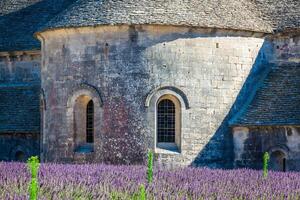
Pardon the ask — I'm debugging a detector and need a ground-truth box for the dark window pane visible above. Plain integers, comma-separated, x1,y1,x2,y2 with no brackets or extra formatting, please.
157,99,175,143
86,100,94,143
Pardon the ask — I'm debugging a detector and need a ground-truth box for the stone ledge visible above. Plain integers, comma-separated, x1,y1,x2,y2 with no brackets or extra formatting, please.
155,143,181,155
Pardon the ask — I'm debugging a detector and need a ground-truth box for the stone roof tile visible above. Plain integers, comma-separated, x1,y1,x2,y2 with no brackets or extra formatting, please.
231,63,300,126
0,85,40,132
41,0,272,33
254,0,300,32
0,0,299,51
0,0,76,52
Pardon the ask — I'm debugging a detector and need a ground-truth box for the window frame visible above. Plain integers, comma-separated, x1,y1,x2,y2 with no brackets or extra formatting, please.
155,94,181,153
86,100,94,143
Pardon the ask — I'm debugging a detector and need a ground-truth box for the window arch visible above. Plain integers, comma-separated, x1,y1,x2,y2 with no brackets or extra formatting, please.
270,150,287,172
156,95,181,151
86,100,94,143
66,84,103,154
72,95,94,152
145,86,189,153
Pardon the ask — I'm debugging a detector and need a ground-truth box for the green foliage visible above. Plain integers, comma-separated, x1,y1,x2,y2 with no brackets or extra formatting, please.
263,152,270,178
27,156,40,178
139,184,146,200
110,191,118,200
147,149,153,184
29,178,38,200
27,156,40,200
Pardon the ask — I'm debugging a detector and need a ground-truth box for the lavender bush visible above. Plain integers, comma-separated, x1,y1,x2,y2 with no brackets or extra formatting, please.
1,162,300,200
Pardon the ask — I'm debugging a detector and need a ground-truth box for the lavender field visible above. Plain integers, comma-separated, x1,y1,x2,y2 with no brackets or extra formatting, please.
1,162,300,200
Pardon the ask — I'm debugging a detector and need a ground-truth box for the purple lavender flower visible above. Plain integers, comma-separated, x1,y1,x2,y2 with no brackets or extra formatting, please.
0,162,300,199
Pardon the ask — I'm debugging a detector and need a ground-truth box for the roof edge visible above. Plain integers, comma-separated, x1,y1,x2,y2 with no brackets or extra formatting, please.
35,23,273,38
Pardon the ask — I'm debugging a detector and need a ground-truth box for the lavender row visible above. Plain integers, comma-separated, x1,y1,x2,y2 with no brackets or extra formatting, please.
1,162,300,199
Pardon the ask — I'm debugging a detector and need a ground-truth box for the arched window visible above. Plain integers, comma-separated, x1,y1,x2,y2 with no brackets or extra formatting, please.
146,87,189,153
157,99,175,143
270,150,287,172
86,100,94,143
156,95,181,151
67,84,103,154
72,95,95,152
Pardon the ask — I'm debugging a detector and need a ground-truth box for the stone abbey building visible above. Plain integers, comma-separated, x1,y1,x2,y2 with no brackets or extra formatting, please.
0,0,299,171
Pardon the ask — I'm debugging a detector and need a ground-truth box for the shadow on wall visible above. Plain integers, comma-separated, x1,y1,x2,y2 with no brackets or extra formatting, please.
190,40,274,169
124,28,275,168
0,133,40,162
38,26,276,165
1,2,278,166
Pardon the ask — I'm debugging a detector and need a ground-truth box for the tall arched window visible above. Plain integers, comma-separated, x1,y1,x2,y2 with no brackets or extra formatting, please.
86,100,94,143
67,85,103,154
156,95,181,151
157,99,175,143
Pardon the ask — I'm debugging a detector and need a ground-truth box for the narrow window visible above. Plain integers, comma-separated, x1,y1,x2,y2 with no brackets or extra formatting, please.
157,99,175,143
86,100,94,143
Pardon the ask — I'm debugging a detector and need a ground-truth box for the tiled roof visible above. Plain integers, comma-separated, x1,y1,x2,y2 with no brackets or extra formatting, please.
0,85,40,132
0,0,299,51
254,0,300,32
231,63,300,126
41,0,272,33
0,0,76,52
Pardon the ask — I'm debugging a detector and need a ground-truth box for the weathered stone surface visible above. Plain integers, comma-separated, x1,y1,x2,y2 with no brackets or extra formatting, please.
37,25,268,167
231,32,300,171
0,51,40,84
0,132,39,161
0,51,41,161
0,0,299,169
233,126,300,171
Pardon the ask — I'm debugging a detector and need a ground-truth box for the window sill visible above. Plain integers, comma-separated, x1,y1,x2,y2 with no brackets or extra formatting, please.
155,143,180,154
74,144,94,154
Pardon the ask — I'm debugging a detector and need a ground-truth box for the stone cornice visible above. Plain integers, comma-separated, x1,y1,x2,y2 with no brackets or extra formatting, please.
0,50,41,62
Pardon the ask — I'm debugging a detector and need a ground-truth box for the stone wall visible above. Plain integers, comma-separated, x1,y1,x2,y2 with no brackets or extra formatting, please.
232,31,300,171
0,51,41,161
37,25,267,167
0,51,40,85
0,132,40,161
233,126,300,171
267,30,300,63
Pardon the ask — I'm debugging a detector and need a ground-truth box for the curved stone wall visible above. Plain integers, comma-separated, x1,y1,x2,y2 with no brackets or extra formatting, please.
37,25,266,167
